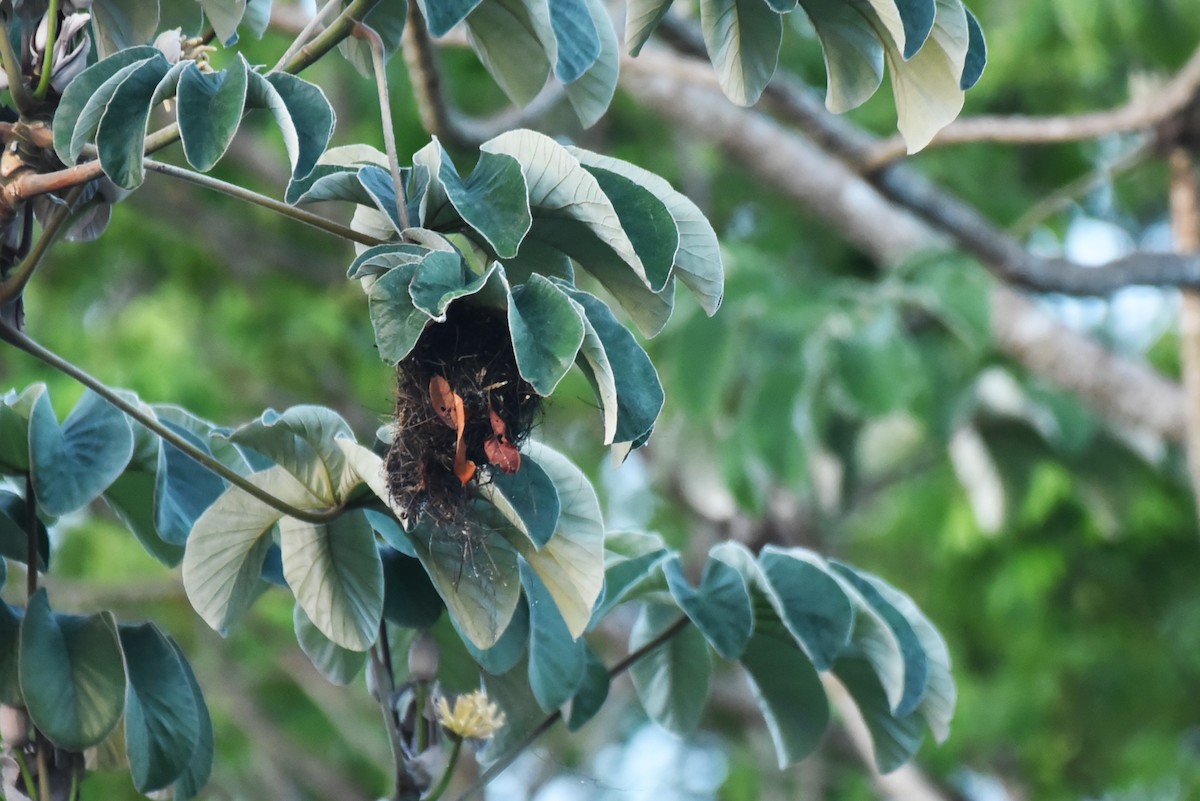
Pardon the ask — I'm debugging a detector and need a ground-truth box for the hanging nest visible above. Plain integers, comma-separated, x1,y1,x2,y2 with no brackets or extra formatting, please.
386,303,541,527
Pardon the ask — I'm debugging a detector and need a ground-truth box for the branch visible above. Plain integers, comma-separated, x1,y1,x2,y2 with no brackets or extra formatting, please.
450,615,692,801
620,47,1188,443
863,43,1200,166
0,321,349,524
142,158,384,246
355,21,409,230
1170,149,1200,524
401,2,454,143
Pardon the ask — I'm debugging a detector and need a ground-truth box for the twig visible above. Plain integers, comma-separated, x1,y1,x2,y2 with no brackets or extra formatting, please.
282,0,383,76
0,184,86,305
355,21,409,230
863,43,1200,167
451,614,693,801
143,158,384,246
0,321,347,524
272,0,343,73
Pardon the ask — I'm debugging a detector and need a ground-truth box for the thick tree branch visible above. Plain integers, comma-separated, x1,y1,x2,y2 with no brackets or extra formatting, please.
620,49,1188,443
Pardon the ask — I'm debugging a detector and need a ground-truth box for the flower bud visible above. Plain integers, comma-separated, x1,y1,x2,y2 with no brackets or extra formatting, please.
408,631,440,682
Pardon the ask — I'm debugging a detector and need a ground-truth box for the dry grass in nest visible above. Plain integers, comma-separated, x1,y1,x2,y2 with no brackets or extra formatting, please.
385,303,541,527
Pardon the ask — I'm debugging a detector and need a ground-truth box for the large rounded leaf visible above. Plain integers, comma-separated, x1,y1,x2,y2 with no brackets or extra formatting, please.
700,0,783,106
120,623,201,793
740,629,830,768
280,509,384,652
226,406,355,506
663,554,753,661
169,639,214,801
509,274,586,396
477,457,561,549
524,564,585,712
293,604,368,685
0,601,21,705
30,388,134,517
19,590,126,751
177,55,249,172
183,466,322,636
629,603,710,736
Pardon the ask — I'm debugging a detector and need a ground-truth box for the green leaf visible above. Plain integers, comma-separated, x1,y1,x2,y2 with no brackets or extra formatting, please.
882,0,969,151
95,54,172,188
155,420,227,547
226,406,354,506
30,388,134,517
169,641,214,801
420,0,484,36
835,563,954,737
508,274,586,395
479,130,653,290
281,509,384,652
0,601,21,705
338,0,408,76
369,262,430,363
800,0,885,113
834,313,924,417
462,595,529,675
478,456,561,549
893,0,937,58
120,623,200,793
740,629,830,768
465,0,553,106
960,7,986,89
566,147,724,315
106,472,187,567
699,0,783,106
381,546,445,629
182,466,322,635
566,644,609,730
835,656,925,772
830,561,928,715
524,564,586,711
200,0,247,44
556,285,664,448
549,0,601,82
629,603,710,735
409,254,498,322
828,567,908,714
664,554,753,660
348,243,429,281
0,385,44,473
20,590,126,751
245,70,336,180
585,167,677,292
293,603,368,685
563,0,619,127
92,0,161,56
758,546,855,670
412,141,532,259
408,516,521,650
591,531,669,623
177,55,249,172
627,0,675,56
567,296,619,444
52,47,159,165
504,441,605,638
0,490,49,571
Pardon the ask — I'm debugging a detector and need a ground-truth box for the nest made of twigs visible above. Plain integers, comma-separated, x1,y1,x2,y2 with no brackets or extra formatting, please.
385,303,540,527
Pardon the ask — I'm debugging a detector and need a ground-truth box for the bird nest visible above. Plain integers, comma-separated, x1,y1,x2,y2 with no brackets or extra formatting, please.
385,304,540,528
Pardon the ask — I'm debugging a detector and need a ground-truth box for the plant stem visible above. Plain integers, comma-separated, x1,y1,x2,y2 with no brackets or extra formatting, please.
356,21,409,230
33,0,59,100
0,184,85,305
36,733,49,801
0,18,34,115
424,735,463,801
272,0,343,73
24,472,35,597
142,158,384,246
0,321,346,524
280,0,383,76
13,750,36,798
369,633,414,801
451,615,693,801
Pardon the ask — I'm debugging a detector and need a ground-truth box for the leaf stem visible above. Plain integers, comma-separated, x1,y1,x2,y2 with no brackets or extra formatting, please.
451,615,693,801
355,21,409,230
13,749,36,798
142,158,384,246
424,735,463,801
0,321,346,524
0,18,34,115
369,634,414,801
33,0,60,101
36,732,49,801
